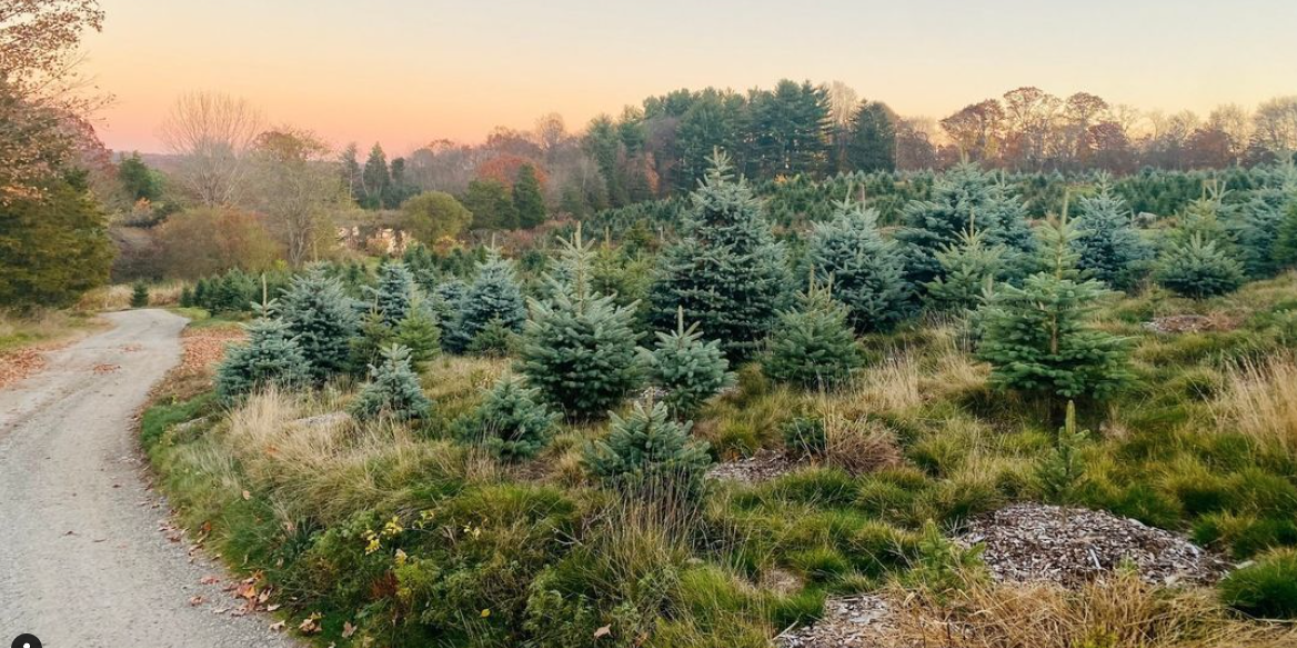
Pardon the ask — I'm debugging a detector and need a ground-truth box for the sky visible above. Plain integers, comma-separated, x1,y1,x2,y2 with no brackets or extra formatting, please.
81,0,1297,155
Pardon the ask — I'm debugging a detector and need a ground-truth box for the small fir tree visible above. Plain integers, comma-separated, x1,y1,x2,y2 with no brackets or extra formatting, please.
763,278,864,389
278,267,361,380
211,269,258,313
1155,235,1246,299
349,311,395,374
804,195,912,332
215,310,312,403
466,317,517,357
368,261,415,327
179,285,194,308
1274,202,1297,270
350,343,431,422
644,307,733,416
649,150,789,360
130,281,149,308
1228,190,1290,278
923,224,1005,314
584,400,712,498
1070,185,1154,291
976,215,1131,402
445,248,527,353
458,375,560,460
896,163,1037,287
393,303,441,365
519,225,643,420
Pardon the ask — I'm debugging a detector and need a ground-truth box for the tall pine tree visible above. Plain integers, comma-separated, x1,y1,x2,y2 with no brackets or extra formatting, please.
649,150,789,360
512,163,547,229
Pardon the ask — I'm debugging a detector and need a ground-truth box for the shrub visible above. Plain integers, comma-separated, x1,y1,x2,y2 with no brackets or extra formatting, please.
782,416,827,457
644,308,733,417
0,174,113,311
277,267,361,380
1155,235,1245,299
153,207,281,280
763,281,863,389
458,376,559,460
130,281,149,308
1219,548,1297,619
585,401,711,498
215,314,312,403
349,344,431,422
401,191,472,244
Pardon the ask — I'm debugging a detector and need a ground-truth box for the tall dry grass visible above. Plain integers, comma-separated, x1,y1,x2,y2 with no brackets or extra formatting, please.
1214,356,1297,459
76,281,187,311
892,571,1297,648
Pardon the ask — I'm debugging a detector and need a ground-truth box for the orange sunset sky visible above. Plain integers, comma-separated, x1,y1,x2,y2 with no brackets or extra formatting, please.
82,0,1297,156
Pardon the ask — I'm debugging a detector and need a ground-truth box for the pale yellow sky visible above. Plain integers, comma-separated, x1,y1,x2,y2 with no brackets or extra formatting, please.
82,0,1297,155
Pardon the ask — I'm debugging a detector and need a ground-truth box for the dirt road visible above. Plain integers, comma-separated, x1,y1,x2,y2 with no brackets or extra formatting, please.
0,309,296,647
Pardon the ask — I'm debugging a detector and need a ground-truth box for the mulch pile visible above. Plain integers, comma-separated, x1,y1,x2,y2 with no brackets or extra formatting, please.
1143,314,1239,334
777,595,899,648
706,450,800,485
957,503,1229,586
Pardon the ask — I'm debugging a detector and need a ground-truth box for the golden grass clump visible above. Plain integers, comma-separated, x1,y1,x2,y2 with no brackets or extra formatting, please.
892,570,1297,648
1214,356,1297,459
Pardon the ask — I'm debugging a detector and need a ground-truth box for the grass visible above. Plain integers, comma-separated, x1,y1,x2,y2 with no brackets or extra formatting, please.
134,273,1297,647
0,309,103,352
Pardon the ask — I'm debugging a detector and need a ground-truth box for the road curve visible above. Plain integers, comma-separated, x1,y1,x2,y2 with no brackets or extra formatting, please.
0,309,297,648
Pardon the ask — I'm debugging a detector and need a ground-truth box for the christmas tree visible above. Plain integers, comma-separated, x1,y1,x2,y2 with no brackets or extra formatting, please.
763,277,864,389
519,226,643,420
350,343,431,422
804,195,912,332
444,248,527,354
130,281,149,308
215,308,312,403
922,223,1005,314
1070,184,1153,291
1155,235,1246,299
394,302,441,365
584,400,712,498
644,307,733,416
368,261,415,327
649,150,789,360
458,375,559,460
976,215,1131,402
278,266,361,380
896,163,1036,287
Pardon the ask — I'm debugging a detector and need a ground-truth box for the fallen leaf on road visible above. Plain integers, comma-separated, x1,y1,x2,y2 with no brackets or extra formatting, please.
299,613,323,634
188,596,205,606
269,621,286,632
200,575,220,585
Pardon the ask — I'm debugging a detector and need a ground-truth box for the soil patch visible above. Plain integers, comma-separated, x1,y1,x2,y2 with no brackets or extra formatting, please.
706,450,800,485
1144,314,1240,334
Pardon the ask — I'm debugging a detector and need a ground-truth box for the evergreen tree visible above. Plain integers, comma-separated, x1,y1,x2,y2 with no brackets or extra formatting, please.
763,278,864,389
1155,235,1246,299
1070,185,1154,291
458,375,559,460
584,400,712,498
896,164,1037,287
804,196,912,332
1275,202,1297,270
215,311,312,403
179,285,194,308
976,215,1131,402
649,150,789,360
519,226,643,420
845,101,897,173
210,269,258,313
394,303,441,364
923,224,1005,314
349,311,395,374
367,261,415,327
360,143,391,210
512,164,547,229
130,281,149,308
1228,190,1289,278
277,267,361,380
644,308,733,416
350,344,431,422
444,249,527,353
0,174,113,311
117,152,161,202
462,179,518,230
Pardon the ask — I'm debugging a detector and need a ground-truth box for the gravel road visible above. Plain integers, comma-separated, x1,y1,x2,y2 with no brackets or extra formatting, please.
0,309,297,648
